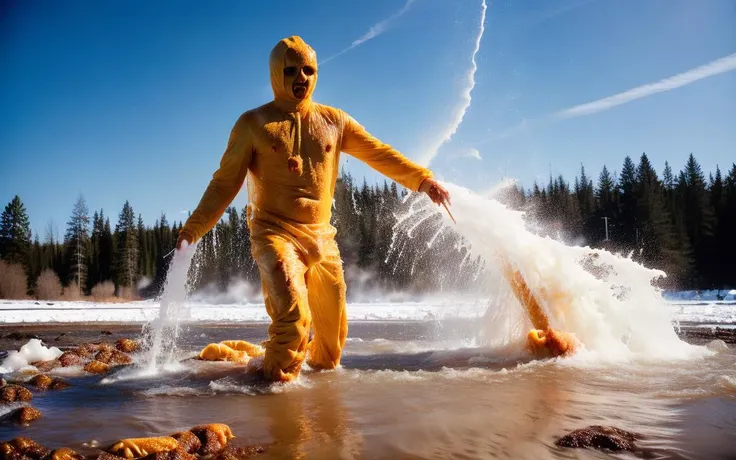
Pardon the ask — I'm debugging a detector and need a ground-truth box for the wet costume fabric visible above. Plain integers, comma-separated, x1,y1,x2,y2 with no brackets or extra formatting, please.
180,36,433,381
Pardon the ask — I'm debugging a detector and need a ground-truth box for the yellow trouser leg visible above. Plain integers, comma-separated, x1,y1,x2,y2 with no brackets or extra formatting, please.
253,234,311,382
305,238,347,370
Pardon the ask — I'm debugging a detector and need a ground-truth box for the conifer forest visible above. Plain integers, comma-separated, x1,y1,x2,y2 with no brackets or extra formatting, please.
1,153,734,301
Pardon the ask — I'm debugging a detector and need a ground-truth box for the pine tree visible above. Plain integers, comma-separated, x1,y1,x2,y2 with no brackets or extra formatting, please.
679,154,716,287
706,167,725,287
595,165,617,244
64,195,90,295
113,201,139,292
634,153,687,283
0,195,32,268
101,215,114,282
618,156,638,252
721,164,736,288
87,211,103,291
575,164,595,244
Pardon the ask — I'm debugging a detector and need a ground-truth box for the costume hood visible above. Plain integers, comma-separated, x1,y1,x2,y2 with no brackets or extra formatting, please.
269,36,318,113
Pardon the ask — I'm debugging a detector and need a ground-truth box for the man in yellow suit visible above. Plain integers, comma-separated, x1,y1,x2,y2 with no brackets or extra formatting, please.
177,36,451,382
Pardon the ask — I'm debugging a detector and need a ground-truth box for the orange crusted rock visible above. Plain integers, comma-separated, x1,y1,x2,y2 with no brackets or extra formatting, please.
116,338,141,354
220,340,265,357
27,374,54,390
556,425,640,451
31,360,60,373
95,349,114,364
26,374,69,390
140,448,196,460
198,343,249,363
11,407,42,424
189,424,235,455
84,360,111,374
0,437,51,459
1,384,33,403
50,447,85,460
106,437,179,459
59,351,84,367
170,431,201,454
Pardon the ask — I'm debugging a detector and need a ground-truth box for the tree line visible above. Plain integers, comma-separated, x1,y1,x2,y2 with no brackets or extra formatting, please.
0,152,734,301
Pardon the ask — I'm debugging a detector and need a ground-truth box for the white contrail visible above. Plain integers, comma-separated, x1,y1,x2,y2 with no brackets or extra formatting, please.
557,52,736,119
419,0,487,167
320,0,417,66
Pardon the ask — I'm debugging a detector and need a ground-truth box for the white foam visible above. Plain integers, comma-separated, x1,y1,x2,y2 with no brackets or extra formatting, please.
392,183,706,362
0,339,62,373
719,375,736,391
140,385,205,397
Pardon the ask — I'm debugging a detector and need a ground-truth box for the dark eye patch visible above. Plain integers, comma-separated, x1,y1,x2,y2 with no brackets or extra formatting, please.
303,66,315,76
284,66,297,77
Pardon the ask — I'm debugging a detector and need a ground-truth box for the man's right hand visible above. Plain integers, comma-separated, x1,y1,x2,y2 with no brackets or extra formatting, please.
176,234,191,250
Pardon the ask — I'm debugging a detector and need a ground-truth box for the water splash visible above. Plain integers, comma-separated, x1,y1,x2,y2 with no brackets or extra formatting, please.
391,182,705,361
140,241,198,372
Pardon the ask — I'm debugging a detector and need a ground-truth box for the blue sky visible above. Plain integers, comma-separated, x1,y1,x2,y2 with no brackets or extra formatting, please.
1,0,734,238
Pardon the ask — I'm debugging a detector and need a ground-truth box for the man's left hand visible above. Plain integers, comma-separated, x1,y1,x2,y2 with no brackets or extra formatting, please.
419,178,451,207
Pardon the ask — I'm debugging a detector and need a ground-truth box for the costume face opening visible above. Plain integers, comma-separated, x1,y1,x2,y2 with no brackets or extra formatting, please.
269,36,318,107
283,48,316,100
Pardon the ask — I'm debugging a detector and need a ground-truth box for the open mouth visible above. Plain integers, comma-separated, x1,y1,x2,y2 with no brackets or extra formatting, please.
292,83,308,99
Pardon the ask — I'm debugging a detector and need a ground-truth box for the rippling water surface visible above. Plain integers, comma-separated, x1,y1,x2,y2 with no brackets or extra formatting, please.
1,322,735,460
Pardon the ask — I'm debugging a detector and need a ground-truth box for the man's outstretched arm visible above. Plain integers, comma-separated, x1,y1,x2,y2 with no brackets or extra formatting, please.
341,112,450,206
178,115,253,248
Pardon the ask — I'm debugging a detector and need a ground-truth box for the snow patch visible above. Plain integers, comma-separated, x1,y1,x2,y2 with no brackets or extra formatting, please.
0,339,62,373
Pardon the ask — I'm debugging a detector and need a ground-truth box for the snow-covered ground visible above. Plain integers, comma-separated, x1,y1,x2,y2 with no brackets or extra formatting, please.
1,297,734,325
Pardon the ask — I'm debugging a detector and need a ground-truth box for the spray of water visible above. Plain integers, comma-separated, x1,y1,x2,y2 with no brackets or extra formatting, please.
140,241,198,372
390,182,706,362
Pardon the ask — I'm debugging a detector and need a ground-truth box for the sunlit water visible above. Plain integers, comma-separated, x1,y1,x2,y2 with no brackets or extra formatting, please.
1,323,735,459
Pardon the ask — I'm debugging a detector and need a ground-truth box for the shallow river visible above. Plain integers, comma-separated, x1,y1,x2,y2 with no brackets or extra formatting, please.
1,322,735,460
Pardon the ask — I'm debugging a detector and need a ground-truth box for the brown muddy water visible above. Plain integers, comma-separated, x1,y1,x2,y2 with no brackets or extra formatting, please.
1,322,735,460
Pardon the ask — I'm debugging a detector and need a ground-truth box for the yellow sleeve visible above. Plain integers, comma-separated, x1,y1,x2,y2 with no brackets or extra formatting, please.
180,115,253,244
341,112,433,192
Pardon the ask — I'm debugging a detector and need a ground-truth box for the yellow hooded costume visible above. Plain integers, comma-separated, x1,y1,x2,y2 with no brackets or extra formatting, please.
180,36,434,381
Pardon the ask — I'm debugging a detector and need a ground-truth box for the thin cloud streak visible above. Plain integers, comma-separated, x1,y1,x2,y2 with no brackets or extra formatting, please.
419,0,487,167
462,147,483,160
557,52,736,119
319,0,417,66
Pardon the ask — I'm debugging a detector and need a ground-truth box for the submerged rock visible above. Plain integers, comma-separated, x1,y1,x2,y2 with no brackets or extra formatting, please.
116,338,141,354
0,437,51,459
27,374,70,390
1,384,33,403
170,431,202,454
106,437,179,459
189,424,235,455
556,425,640,451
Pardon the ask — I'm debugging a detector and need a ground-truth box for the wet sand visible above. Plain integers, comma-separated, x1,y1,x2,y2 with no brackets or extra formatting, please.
1,321,735,460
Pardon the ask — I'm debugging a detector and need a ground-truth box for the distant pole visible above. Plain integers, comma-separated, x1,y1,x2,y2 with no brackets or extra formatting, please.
601,217,609,242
